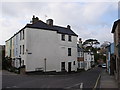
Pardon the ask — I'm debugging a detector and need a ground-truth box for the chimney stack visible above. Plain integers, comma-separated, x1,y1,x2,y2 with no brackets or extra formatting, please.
46,19,53,26
31,15,39,24
78,38,82,48
67,25,71,29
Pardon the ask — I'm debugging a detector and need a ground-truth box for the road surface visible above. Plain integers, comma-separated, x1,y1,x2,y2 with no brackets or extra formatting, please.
2,67,103,89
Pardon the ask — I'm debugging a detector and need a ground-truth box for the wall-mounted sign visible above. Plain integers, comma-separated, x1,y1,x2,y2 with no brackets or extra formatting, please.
28,53,32,54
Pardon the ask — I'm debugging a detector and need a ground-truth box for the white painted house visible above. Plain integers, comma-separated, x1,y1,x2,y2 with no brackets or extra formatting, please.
77,45,84,69
5,16,78,73
84,51,94,71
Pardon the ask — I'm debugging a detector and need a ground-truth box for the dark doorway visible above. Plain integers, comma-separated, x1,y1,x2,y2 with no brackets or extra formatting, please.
68,62,71,72
61,62,65,71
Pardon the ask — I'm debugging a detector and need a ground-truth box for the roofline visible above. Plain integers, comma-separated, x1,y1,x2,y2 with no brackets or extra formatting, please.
26,26,78,37
111,19,120,33
5,24,78,42
5,26,26,42
5,19,78,42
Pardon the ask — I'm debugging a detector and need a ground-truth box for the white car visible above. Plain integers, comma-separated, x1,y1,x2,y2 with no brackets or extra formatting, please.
102,64,106,68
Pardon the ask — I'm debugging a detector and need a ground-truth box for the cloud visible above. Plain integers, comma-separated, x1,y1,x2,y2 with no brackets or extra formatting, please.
1,2,118,45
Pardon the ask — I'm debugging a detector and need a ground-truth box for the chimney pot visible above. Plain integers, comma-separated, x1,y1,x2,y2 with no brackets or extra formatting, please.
46,19,53,26
32,15,39,24
79,38,82,48
67,25,71,29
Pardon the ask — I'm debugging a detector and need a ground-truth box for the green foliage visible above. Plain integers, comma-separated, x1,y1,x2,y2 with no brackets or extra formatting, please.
2,57,12,70
83,39,100,47
94,53,106,63
83,39,100,52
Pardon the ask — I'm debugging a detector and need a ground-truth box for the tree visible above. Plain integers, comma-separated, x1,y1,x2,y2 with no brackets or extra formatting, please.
83,39,100,52
101,41,110,49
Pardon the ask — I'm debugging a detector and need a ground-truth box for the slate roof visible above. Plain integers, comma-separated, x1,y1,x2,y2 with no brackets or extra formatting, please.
77,44,84,52
25,20,78,36
111,19,120,33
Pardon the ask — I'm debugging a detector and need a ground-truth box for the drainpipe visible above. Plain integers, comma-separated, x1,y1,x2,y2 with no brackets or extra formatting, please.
44,58,46,72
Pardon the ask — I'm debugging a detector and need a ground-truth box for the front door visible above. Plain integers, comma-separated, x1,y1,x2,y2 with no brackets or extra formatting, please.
61,62,65,71
68,62,71,72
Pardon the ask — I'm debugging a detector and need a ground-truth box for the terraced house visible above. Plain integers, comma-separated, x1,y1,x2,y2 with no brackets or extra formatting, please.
77,38,95,71
111,19,120,88
5,16,78,73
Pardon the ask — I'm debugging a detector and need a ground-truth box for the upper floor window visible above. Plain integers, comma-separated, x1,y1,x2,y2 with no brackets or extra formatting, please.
61,34,65,41
23,30,24,39
20,30,24,40
68,35,72,41
68,48,71,56
23,45,24,55
20,45,21,54
78,52,80,57
20,31,22,40
81,52,83,57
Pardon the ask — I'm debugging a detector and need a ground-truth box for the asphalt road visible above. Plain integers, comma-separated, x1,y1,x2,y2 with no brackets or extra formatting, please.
2,67,103,89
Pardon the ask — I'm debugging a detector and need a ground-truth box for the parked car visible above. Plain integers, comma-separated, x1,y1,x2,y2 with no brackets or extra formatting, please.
102,63,106,68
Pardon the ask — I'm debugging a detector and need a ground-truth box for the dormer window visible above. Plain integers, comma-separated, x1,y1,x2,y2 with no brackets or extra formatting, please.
61,34,65,41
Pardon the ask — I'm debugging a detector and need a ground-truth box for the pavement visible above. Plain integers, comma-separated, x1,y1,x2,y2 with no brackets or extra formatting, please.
2,70,18,75
100,69,118,89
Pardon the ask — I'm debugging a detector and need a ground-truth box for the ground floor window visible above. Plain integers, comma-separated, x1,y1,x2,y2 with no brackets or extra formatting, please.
22,60,24,66
78,62,80,67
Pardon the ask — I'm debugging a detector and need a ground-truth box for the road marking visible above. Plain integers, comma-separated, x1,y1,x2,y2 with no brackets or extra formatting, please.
93,74,101,90
6,87,11,88
80,83,83,90
65,83,83,89
12,86,18,88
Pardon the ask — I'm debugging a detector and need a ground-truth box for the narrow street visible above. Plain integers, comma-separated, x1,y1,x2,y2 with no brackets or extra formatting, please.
2,67,103,89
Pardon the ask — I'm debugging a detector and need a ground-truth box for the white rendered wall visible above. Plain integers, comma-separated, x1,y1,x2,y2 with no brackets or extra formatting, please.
58,34,78,72
25,28,59,72
25,28,77,72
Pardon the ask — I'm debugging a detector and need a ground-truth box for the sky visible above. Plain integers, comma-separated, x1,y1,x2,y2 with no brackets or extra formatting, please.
0,0,119,45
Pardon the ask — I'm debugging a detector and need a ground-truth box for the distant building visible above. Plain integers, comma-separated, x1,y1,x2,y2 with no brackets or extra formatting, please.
77,39,94,71
77,45,84,69
5,16,78,73
84,51,94,71
0,45,5,69
111,19,120,88
106,43,115,75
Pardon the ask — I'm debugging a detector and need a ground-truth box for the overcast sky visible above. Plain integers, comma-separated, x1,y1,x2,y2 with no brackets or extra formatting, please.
0,0,118,45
